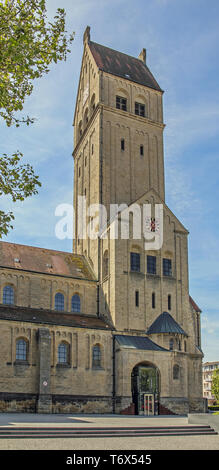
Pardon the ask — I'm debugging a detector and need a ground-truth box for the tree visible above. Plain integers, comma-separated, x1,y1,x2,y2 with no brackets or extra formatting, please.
212,369,219,403
0,0,74,237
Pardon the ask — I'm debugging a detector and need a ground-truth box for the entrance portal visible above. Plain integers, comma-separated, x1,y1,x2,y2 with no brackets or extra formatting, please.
131,363,159,415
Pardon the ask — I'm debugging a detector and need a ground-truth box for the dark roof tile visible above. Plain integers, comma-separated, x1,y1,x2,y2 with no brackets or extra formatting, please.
0,304,112,330
115,334,167,351
0,242,96,281
147,312,188,336
89,41,162,92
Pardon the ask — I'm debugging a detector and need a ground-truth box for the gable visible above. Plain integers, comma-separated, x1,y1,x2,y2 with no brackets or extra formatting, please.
131,188,189,235
73,41,99,128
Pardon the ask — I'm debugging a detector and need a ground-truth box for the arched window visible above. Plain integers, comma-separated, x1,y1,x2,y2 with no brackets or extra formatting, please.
78,120,82,140
103,250,109,278
169,338,174,351
90,93,95,113
71,294,81,312
92,344,101,368
16,339,27,361
140,145,144,156
58,342,69,364
3,285,14,305
173,364,180,380
55,293,64,311
84,108,89,127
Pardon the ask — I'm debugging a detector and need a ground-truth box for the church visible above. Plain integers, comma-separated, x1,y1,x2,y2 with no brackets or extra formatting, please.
0,27,205,415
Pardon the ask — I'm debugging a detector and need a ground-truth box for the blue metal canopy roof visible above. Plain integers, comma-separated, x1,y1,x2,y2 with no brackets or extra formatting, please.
115,335,167,351
146,312,188,337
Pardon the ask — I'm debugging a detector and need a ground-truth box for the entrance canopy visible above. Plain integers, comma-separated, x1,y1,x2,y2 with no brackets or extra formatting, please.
115,335,167,351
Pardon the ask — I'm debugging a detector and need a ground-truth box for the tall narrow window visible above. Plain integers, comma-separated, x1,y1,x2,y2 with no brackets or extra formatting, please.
55,293,64,311
135,290,139,307
140,145,144,156
16,339,27,361
130,252,140,272
147,255,156,274
91,93,95,112
78,120,82,140
151,292,156,308
103,250,109,278
71,294,81,312
168,294,171,310
169,338,174,351
163,258,172,276
116,95,127,111
152,292,155,309
173,364,180,380
58,342,69,364
3,285,14,305
121,138,125,151
92,344,101,368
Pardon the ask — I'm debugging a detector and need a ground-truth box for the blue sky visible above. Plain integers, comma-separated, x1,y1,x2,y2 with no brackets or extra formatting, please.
1,0,219,362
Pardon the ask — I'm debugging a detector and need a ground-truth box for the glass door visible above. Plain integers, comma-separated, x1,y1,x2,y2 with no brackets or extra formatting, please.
143,394,154,416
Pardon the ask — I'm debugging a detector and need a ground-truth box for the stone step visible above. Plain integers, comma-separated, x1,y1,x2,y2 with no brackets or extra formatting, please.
0,425,217,438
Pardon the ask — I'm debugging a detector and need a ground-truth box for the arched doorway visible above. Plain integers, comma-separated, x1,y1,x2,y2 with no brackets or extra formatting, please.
131,363,160,415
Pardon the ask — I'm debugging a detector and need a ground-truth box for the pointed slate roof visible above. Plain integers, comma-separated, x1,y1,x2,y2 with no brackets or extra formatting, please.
147,312,188,337
89,41,162,92
115,335,167,351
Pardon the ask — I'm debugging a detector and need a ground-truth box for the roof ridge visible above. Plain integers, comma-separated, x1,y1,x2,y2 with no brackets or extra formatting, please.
0,240,79,257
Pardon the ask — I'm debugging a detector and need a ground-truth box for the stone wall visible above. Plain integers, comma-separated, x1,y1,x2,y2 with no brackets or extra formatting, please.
0,392,37,413
0,270,97,316
160,397,189,415
0,392,113,414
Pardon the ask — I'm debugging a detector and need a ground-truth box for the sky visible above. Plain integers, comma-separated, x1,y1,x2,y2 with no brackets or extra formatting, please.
1,0,219,363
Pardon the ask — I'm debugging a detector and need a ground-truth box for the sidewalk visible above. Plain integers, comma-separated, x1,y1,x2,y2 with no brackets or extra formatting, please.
0,413,218,450
0,412,188,428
